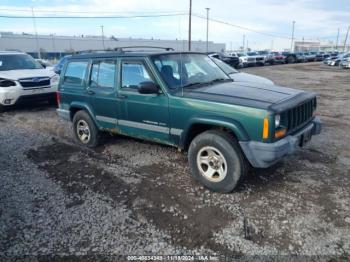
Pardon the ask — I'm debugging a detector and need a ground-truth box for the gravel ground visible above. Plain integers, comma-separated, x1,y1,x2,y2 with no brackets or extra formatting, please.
0,62,349,261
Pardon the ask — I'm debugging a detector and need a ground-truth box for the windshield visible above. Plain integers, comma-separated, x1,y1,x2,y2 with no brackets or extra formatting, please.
152,53,230,89
247,52,258,56
0,54,43,71
211,57,238,75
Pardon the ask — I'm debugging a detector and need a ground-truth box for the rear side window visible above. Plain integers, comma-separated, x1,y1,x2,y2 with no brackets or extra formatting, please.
63,61,88,86
90,60,116,88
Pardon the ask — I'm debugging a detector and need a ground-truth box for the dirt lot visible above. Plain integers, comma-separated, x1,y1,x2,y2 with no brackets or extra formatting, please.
0,62,349,261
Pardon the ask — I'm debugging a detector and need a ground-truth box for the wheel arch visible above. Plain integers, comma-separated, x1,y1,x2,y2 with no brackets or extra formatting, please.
69,102,99,127
180,117,250,150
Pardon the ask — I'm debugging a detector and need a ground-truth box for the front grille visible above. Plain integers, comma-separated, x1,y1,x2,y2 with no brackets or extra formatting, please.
256,57,264,61
19,77,50,89
285,99,315,132
248,58,255,62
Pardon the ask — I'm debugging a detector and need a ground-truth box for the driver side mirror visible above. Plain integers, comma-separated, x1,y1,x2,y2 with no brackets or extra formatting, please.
138,81,160,94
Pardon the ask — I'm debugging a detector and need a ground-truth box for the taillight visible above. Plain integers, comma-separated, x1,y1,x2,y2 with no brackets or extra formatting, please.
56,92,61,105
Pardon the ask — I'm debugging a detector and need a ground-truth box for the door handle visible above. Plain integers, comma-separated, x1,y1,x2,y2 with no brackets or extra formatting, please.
87,89,95,95
117,94,128,99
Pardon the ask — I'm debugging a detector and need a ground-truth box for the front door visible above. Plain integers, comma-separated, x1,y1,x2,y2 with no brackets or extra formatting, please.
87,59,118,129
117,58,170,143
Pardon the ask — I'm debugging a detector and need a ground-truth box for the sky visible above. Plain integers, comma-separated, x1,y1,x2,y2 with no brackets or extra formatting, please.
0,0,349,50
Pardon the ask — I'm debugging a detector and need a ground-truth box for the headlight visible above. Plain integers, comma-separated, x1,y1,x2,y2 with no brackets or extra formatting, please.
275,114,281,128
51,75,60,85
0,78,16,87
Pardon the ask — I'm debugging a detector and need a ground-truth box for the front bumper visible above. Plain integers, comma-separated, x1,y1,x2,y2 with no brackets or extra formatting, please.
0,85,57,106
240,117,322,168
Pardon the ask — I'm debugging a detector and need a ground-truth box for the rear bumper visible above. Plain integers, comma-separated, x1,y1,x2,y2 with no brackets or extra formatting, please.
57,108,70,121
240,117,322,168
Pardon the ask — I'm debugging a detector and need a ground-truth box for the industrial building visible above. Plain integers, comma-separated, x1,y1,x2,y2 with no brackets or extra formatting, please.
294,39,350,52
0,32,226,59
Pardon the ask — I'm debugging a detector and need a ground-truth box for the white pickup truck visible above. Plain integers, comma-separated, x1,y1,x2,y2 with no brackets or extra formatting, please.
0,51,59,110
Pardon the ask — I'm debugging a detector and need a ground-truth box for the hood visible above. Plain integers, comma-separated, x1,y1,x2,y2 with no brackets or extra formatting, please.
230,72,274,86
177,81,308,111
0,69,55,80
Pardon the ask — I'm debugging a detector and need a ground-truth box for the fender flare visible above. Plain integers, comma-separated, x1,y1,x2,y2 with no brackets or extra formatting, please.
69,102,99,127
179,116,250,149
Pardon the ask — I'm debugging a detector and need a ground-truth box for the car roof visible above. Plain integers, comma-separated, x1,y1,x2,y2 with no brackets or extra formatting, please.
69,51,206,60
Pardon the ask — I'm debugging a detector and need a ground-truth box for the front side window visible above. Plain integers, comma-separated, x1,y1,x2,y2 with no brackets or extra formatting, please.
152,53,230,89
0,54,43,71
63,61,88,86
90,60,116,88
121,61,153,90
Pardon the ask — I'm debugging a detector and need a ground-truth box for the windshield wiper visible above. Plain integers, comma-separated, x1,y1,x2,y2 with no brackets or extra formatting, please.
208,78,233,84
182,82,206,89
182,78,232,89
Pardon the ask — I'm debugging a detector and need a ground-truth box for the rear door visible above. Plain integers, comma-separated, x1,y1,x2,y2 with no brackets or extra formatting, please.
116,58,170,143
87,59,118,129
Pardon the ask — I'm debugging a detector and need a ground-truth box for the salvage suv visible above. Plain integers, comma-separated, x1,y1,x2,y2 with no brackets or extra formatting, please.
57,48,322,193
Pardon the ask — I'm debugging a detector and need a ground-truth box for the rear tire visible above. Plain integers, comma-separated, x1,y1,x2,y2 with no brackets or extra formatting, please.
72,110,100,148
188,130,249,193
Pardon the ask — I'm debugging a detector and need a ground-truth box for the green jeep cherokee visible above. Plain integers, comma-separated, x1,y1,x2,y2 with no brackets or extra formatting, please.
57,49,322,193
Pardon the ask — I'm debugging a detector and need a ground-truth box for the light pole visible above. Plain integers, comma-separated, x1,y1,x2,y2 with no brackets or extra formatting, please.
31,7,41,59
335,28,340,51
188,0,192,51
205,7,210,52
290,21,295,52
242,34,245,52
100,25,105,50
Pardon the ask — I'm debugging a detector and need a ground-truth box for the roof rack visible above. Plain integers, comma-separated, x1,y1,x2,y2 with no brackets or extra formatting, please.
75,46,174,55
114,46,175,52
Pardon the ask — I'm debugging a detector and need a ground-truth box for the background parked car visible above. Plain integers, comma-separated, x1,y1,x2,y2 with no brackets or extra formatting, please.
304,52,316,62
340,57,350,69
210,56,274,85
294,52,307,63
315,52,326,61
282,52,298,64
207,52,240,68
257,50,274,65
270,52,286,64
328,53,350,66
247,51,265,66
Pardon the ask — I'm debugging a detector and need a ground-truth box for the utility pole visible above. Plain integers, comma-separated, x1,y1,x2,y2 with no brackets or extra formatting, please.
242,34,245,52
290,21,295,52
205,7,210,53
100,25,105,49
188,0,192,51
344,26,350,52
31,7,41,59
335,28,340,50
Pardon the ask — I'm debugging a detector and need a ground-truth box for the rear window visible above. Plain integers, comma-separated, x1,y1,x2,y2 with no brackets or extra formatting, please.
63,61,88,86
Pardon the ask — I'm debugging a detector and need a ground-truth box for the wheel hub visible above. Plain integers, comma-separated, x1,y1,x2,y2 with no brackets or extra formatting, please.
196,146,228,182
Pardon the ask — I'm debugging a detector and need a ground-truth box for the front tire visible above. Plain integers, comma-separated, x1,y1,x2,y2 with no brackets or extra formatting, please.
188,130,249,193
72,110,100,148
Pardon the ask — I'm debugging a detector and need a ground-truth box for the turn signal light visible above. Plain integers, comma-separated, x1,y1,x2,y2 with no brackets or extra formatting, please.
275,129,286,138
262,118,269,139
